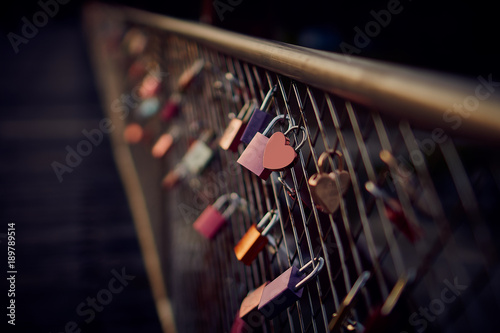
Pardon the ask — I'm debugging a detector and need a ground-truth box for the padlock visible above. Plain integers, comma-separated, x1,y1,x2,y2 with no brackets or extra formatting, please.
160,93,182,122
162,130,215,188
219,99,256,152
136,97,160,119
240,86,277,144
328,271,371,332
309,150,351,214
365,181,423,243
363,270,414,333
122,28,147,56
151,125,181,158
193,193,243,239
234,210,279,265
258,257,324,319
138,72,162,99
262,125,307,171
379,150,433,217
237,114,291,180
239,282,269,325
177,59,205,92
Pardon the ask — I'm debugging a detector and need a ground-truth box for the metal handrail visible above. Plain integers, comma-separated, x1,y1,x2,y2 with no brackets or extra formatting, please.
114,5,500,141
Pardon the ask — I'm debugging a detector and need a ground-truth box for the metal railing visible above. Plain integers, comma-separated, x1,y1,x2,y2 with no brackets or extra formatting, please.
85,4,500,333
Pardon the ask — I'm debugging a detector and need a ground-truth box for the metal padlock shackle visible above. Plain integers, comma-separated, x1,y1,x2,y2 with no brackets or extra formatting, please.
212,192,245,219
260,85,277,111
261,114,295,137
318,149,345,173
294,257,325,291
283,125,308,152
255,209,280,236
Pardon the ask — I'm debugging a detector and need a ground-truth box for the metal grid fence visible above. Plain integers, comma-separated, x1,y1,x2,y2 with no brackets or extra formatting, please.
85,5,500,333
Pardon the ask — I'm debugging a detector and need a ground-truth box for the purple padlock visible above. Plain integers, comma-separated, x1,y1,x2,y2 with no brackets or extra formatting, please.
237,114,291,180
258,257,324,319
240,85,276,144
193,193,243,239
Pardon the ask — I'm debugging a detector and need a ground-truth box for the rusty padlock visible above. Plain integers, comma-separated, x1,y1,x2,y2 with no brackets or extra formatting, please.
234,210,279,265
262,125,308,171
258,257,324,319
240,85,277,144
309,150,351,214
193,193,244,239
219,99,256,152
237,114,292,180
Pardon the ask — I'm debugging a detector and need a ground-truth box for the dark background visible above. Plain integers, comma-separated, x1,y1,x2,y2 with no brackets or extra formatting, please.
0,0,498,332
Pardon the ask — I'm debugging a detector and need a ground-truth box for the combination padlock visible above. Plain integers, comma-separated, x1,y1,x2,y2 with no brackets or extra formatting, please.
219,99,256,152
193,193,244,239
328,271,371,332
365,181,423,243
240,85,277,144
234,210,279,265
258,257,324,319
151,125,181,158
262,125,307,171
237,114,291,180
309,150,351,214
162,130,215,188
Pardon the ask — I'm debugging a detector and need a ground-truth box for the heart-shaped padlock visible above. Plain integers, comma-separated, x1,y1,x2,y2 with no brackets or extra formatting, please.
262,126,307,171
308,150,351,214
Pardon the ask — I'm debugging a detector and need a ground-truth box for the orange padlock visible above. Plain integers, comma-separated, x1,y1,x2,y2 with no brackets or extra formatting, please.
234,210,279,265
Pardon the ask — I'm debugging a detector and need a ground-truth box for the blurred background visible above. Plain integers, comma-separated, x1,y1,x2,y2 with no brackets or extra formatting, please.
0,0,498,332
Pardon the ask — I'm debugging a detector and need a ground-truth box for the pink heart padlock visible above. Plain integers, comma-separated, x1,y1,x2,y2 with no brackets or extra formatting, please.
262,125,307,171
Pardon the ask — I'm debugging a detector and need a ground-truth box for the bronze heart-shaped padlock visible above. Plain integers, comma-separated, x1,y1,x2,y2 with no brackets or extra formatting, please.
308,150,351,214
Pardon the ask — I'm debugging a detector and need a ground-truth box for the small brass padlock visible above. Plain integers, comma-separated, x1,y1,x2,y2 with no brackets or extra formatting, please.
309,150,351,214
234,210,279,265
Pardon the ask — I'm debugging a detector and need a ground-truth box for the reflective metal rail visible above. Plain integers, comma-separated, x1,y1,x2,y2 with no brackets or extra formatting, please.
85,4,500,333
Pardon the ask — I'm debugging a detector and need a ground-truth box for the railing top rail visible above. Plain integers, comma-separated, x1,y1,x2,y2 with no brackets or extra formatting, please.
113,5,500,140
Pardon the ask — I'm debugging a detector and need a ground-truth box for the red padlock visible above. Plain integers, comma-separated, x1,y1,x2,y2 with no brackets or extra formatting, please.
237,114,291,180
365,181,424,243
234,210,279,265
193,193,244,239
239,282,269,325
